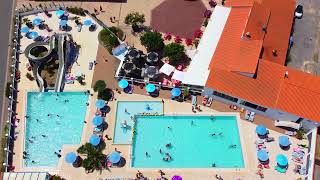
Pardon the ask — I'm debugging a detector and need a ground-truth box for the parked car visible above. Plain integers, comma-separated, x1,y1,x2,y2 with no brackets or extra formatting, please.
295,5,303,19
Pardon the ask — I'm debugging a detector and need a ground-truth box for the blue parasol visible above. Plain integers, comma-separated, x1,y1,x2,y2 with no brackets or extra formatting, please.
56,10,65,17
256,125,267,136
276,154,288,166
146,84,156,93
108,151,121,164
89,134,100,146
92,116,103,126
172,176,182,180
95,99,105,109
32,18,42,26
21,26,29,33
171,88,181,97
118,79,129,89
279,136,290,147
28,31,39,39
257,149,269,161
59,20,68,27
65,152,77,164
84,19,93,26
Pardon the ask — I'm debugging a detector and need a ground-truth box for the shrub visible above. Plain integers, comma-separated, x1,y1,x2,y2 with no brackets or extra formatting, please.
174,36,182,43
124,12,145,26
76,76,86,86
193,29,203,39
193,39,200,48
163,43,185,65
296,129,305,140
209,0,217,7
164,32,172,41
66,7,86,16
26,72,34,81
98,88,113,101
108,26,124,39
185,38,193,46
5,82,11,98
204,10,212,18
93,80,106,92
140,31,164,51
203,18,209,27
99,29,120,53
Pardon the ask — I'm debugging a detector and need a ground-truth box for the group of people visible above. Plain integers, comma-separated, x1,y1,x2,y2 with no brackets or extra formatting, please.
191,104,202,113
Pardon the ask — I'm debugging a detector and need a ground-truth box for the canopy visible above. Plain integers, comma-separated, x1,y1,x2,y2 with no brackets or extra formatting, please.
128,48,140,59
256,125,267,136
28,31,39,39
95,99,105,109
172,175,182,180
118,79,129,89
160,63,175,76
257,149,268,161
92,116,103,126
279,136,290,147
21,26,29,33
84,19,93,26
56,10,65,17
65,152,77,164
276,154,288,166
89,135,101,146
274,120,301,130
172,70,184,81
171,88,181,97
108,151,121,164
32,18,42,26
144,66,159,79
59,20,68,27
146,84,156,93
146,52,158,63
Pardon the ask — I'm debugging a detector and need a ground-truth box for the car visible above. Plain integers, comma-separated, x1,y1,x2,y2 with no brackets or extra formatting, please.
295,5,303,18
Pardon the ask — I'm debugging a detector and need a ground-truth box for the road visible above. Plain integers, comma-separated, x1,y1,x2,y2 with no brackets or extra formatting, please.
0,0,15,135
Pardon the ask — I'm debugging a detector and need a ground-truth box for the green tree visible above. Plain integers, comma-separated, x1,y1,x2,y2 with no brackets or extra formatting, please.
163,43,185,64
77,143,105,173
98,88,113,101
140,31,164,51
99,29,120,53
93,80,106,92
124,12,145,26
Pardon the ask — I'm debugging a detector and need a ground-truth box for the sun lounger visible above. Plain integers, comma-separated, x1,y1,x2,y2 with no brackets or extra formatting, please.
255,139,265,144
245,110,250,120
89,62,94,70
192,95,197,105
77,24,82,32
285,131,297,136
249,112,255,122
275,165,286,173
265,137,275,142
275,120,301,130
206,97,213,107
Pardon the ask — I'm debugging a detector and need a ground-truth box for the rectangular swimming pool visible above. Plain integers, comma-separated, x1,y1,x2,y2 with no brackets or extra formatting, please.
113,101,163,144
24,92,88,167
131,115,244,168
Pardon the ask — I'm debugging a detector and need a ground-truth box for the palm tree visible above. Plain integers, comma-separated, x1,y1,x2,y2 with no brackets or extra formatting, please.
77,143,106,173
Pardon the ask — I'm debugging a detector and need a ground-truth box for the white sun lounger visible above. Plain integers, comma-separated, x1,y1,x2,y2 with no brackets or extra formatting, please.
275,120,301,130
192,95,197,105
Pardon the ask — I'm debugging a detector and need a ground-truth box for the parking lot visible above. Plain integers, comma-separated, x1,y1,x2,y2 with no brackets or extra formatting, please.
287,0,320,75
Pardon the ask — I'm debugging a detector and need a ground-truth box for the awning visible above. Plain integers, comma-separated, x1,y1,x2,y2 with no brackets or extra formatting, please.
172,70,184,81
3,172,49,180
160,63,175,76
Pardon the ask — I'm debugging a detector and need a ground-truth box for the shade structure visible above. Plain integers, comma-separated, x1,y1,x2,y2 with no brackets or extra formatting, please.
172,175,182,180
21,26,29,33
28,31,39,39
276,154,288,166
108,151,121,164
160,63,175,76
118,79,129,89
84,19,93,26
32,18,42,26
95,99,105,109
279,136,290,147
65,152,77,164
257,149,269,162
92,116,103,126
172,70,185,81
89,135,101,146
146,84,156,93
56,10,65,17
256,125,267,136
171,88,181,97
146,52,159,63
144,66,159,78
128,48,140,59
59,20,68,27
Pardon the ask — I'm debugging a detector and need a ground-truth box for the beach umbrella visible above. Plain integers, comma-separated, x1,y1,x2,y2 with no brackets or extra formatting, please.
56,10,65,17
84,19,93,26
108,151,121,164
128,48,140,59
144,66,159,79
172,175,182,180
256,125,267,136
279,136,290,147
65,152,77,164
118,79,129,89
122,62,136,74
146,51,159,63
59,20,68,27
21,26,29,33
257,149,268,162
171,88,181,97
146,84,156,93
276,154,288,166
95,99,105,109
92,116,103,126
32,18,42,26
89,134,100,146
28,31,39,39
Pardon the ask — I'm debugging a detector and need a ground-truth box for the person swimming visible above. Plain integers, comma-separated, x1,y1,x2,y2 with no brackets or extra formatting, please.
229,144,237,148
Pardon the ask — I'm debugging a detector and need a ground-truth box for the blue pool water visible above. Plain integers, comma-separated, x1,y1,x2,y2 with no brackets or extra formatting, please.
132,115,244,168
24,92,88,167
113,101,163,144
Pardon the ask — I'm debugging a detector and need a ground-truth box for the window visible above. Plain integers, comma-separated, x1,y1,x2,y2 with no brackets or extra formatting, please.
213,91,238,102
240,100,267,112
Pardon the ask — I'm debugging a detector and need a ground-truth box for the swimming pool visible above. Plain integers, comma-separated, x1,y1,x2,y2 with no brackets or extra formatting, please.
24,92,89,167
131,115,244,168
113,101,163,144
